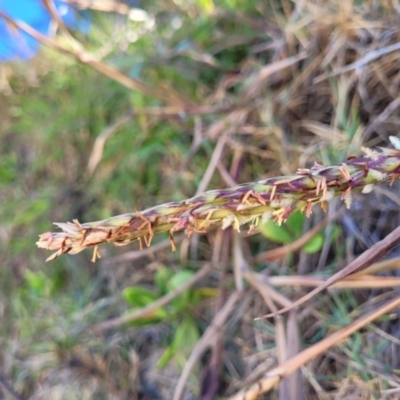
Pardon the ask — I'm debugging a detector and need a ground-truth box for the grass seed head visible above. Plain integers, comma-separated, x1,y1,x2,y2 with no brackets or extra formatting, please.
36,138,400,262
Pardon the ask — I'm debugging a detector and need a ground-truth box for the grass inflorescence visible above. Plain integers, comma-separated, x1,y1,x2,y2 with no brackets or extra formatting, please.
37,137,400,262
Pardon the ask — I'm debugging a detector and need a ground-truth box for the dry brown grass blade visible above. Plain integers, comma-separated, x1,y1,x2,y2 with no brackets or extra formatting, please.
267,275,400,289
205,108,249,139
86,106,234,176
196,134,228,195
257,224,400,319
172,291,243,400
229,295,400,400
246,269,301,400
121,104,234,116
266,255,400,289
353,256,400,276
314,41,400,84
87,114,133,176
243,51,308,100
0,10,187,107
65,0,130,14
87,263,212,333
279,312,303,400
244,271,293,310
363,97,400,139
41,0,83,51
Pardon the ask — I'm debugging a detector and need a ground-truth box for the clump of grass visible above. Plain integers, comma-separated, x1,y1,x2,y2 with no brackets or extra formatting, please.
37,137,400,262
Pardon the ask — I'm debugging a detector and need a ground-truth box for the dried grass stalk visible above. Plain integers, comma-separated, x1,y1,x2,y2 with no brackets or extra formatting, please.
37,137,400,262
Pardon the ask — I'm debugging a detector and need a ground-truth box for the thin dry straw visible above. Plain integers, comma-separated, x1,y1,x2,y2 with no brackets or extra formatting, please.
37,137,400,262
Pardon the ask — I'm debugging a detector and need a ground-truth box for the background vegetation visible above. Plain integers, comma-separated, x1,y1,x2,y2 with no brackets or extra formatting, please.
2,0,400,398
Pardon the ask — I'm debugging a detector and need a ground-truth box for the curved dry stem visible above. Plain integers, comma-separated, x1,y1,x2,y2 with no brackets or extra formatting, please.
173,291,242,400
228,295,400,400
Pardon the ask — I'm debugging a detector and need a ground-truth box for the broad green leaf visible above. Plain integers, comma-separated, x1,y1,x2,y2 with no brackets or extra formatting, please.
259,219,294,244
123,308,168,327
155,267,173,294
172,317,200,355
122,287,159,307
123,287,168,326
167,271,194,292
168,270,196,311
157,317,200,368
157,344,175,369
302,233,324,254
286,211,305,237
194,287,218,297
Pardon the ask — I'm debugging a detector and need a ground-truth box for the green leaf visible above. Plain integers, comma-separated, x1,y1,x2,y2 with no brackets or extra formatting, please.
167,270,196,311
155,267,173,294
123,309,168,327
0,154,17,185
24,270,48,296
302,233,324,254
122,287,168,326
286,211,305,238
157,344,175,369
197,0,214,12
167,271,194,292
259,219,294,244
331,223,341,240
122,287,159,307
173,317,200,354
157,317,200,368
193,287,218,298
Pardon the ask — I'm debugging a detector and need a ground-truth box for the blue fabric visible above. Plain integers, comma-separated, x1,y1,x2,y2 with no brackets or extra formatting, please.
0,0,77,60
